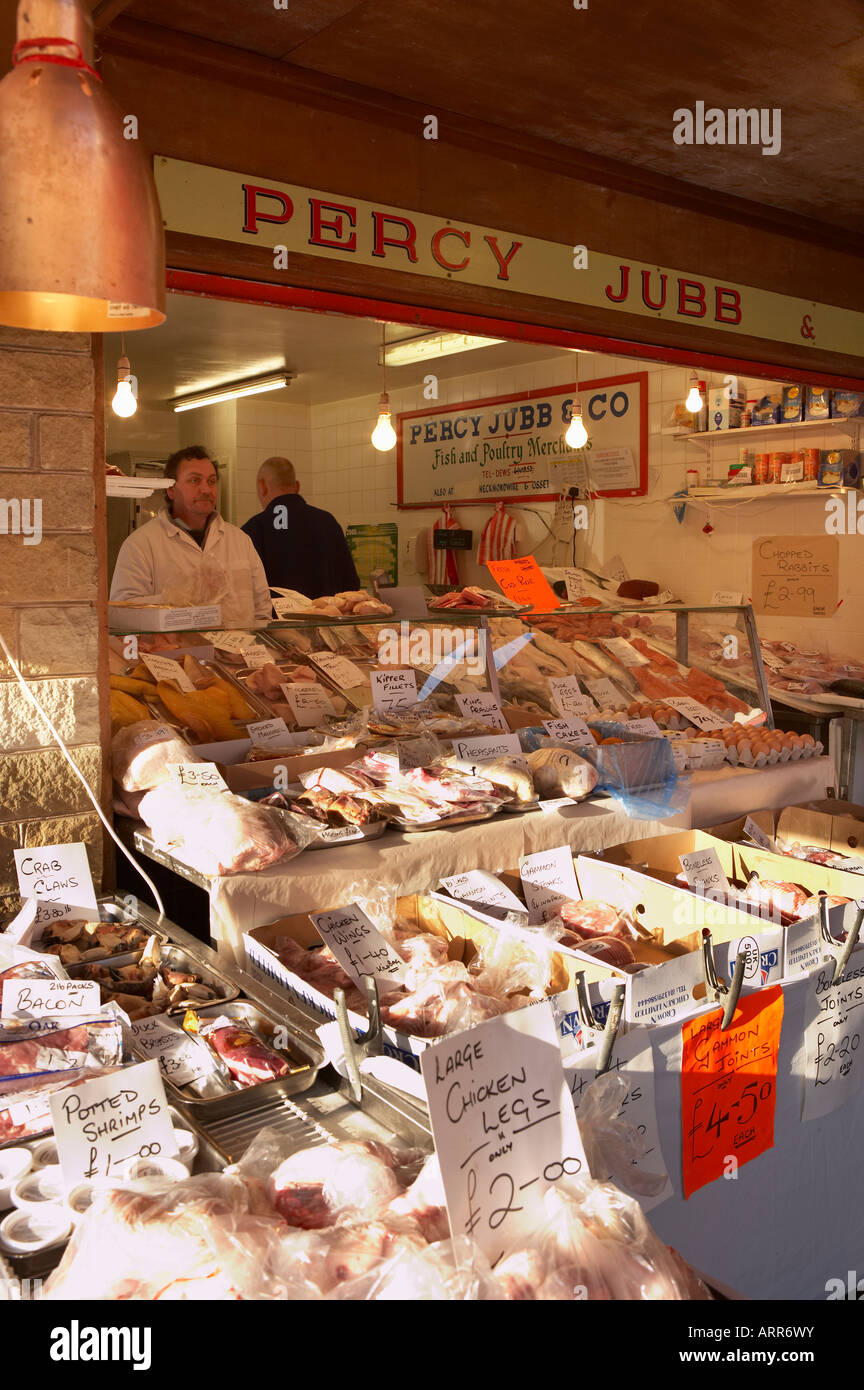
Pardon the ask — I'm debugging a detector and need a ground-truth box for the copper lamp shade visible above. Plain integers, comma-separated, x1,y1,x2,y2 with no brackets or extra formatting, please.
0,0,165,332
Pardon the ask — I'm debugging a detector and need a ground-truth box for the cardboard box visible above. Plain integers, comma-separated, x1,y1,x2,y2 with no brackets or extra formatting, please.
224,744,361,793
108,602,222,632
503,705,545,733
776,800,864,854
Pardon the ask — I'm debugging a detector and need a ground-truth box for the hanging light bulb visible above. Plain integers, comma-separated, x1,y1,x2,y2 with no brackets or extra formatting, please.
685,375,704,412
371,324,397,451
371,392,397,451
565,401,588,449
0,1,165,331
111,338,137,418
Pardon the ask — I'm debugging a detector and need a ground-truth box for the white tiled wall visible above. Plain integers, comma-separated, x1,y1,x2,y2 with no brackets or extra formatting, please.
228,356,864,660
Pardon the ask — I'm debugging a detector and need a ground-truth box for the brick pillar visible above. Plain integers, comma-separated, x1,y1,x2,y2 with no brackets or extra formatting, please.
0,328,109,914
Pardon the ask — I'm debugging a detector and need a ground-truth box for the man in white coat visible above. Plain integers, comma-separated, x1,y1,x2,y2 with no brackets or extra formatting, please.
110,446,272,626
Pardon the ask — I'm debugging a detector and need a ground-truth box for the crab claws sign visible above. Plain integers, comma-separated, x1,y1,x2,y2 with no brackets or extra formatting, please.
397,375,647,506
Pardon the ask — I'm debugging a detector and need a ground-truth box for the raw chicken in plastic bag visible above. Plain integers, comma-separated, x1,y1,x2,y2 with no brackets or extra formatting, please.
138,782,314,875
111,719,201,792
44,1173,292,1300
381,960,511,1038
467,923,558,1003
326,1234,502,1301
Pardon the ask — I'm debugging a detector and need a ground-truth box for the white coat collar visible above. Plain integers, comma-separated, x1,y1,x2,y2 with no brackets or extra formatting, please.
157,508,223,545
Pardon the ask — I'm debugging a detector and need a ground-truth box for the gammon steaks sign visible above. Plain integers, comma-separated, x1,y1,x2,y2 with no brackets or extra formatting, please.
397,374,647,505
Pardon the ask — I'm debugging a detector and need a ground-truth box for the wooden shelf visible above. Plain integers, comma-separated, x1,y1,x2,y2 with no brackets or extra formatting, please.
671,418,862,448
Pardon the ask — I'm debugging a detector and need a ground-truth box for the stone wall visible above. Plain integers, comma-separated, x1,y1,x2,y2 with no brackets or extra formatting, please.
0,328,105,915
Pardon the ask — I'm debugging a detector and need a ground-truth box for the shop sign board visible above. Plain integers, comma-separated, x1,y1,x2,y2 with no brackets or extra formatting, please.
155,155,864,359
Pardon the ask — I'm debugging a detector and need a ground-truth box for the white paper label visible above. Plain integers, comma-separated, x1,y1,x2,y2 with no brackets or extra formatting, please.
141,653,195,692
679,847,731,895
543,717,594,747
309,903,407,988
664,696,730,731
538,797,577,814
4,977,100,1022
781,460,804,483
686,739,726,769
743,816,776,851
455,693,508,731
131,1014,214,1087
283,683,335,727
248,717,291,749
440,871,526,913
14,844,97,910
564,1029,673,1213
601,637,648,667
201,630,262,653
167,761,229,792
272,596,314,618
625,952,704,1026
563,568,587,601
419,1003,587,1264
655,590,675,604
243,646,278,669
451,733,523,763
783,901,855,979
548,677,596,719
317,825,365,844
584,678,626,708
370,668,418,714
309,651,367,688
50,1058,179,1186
802,949,864,1122
603,554,629,583
624,718,663,738
518,846,580,924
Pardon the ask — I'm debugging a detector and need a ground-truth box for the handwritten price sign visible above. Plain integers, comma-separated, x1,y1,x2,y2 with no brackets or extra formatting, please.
420,1004,585,1264
681,986,784,1198
803,953,864,1122
486,556,560,613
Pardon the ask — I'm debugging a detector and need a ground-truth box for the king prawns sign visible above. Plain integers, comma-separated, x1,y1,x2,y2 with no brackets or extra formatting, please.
397,374,647,506
154,157,864,357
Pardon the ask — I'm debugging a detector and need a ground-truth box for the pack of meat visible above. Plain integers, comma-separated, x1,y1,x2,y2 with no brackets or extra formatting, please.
167,1001,319,1111
427,585,527,612
673,872,854,926
135,781,316,876
41,1128,711,1301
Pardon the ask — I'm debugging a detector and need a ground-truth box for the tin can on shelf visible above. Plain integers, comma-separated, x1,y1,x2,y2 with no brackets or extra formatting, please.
803,447,820,481
754,453,770,484
769,451,789,483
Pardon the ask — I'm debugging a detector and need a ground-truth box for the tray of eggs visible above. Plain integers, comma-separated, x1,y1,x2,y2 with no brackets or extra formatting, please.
698,726,822,767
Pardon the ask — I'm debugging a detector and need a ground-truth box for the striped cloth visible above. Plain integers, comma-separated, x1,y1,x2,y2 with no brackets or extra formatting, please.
426,504,462,585
477,500,517,565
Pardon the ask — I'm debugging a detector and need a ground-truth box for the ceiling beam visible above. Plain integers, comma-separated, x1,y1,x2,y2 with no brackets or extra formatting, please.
91,0,136,31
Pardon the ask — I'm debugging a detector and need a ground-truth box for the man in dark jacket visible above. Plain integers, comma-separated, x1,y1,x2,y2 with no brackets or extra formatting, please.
242,456,360,599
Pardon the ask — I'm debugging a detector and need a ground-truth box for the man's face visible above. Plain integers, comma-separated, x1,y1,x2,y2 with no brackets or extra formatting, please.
168,457,218,526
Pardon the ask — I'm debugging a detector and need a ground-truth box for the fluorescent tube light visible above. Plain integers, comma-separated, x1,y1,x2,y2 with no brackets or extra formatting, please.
381,332,505,366
171,373,293,413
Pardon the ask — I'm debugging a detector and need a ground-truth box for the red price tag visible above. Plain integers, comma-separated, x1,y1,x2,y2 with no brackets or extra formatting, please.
681,985,783,1199
486,556,560,613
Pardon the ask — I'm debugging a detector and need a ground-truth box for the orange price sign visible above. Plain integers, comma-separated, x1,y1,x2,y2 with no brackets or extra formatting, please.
681,984,784,1199
486,556,560,613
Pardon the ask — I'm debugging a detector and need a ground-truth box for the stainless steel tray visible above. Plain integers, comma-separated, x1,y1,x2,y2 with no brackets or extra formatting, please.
389,806,501,832
67,943,239,1014
306,819,388,850
159,998,323,1119
0,895,167,966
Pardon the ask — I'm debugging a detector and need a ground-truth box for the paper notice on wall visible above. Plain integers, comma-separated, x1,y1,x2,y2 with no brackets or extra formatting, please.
14,844,97,910
564,1029,673,1213
419,1003,586,1264
590,451,638,493
518,845,580,924
752,535,839,619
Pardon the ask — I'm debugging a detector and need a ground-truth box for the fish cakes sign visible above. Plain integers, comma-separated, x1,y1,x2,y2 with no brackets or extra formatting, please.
396,373,647,506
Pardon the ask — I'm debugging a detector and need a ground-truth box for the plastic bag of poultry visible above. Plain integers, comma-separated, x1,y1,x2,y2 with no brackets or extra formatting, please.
492,1181,695,1300
467,924,562,1003
326,1234,503,1301
526,744,599,800
137,782,316,876
43,1173,293,1300
380,960,512,1039
160,555,230,610
111,719,201,792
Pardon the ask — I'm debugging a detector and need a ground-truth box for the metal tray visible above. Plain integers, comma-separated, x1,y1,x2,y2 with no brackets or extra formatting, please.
67,943,239,1014
158,998,323,1119
501,799,541,813
306,819,388,850
389,805,501,832
426,603,530,616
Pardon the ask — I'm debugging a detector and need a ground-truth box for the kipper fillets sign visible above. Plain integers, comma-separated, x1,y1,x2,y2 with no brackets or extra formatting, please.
420,1003,586,1265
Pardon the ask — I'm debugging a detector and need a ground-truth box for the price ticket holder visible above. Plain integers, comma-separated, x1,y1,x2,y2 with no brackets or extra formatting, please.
334,976,383,1106
700,928,746,1030
570,971,626,1076
818,894,864,984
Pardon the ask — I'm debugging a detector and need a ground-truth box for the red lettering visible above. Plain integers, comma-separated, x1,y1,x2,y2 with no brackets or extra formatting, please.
242,183,293,235
605,264,630,302
641,269,668,311
715,286,742,325
678,278,707,318
484,235,522,281
309,198,357,252
431,226,471,271
371,213,418,263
